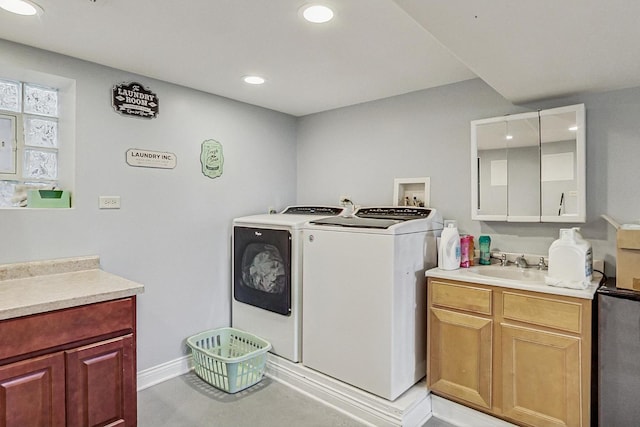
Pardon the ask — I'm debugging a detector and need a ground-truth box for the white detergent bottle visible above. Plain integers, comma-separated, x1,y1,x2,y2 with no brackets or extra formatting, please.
546,228,592,289
572,227,593,280
439,223,461,270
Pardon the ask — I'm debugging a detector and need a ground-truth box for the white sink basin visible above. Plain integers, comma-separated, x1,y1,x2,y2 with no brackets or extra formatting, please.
428,264,600,298
466,266,547,283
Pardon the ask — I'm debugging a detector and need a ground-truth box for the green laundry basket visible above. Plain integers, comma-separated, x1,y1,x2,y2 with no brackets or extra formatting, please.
187,327,271,393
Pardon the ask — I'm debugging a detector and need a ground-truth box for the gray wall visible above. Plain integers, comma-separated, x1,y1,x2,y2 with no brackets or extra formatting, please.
4,39,640,372
0,40,298,370
297,79,640,274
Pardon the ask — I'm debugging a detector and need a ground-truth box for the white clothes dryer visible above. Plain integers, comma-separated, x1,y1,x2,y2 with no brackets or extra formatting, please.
232,206,344,362
302,206,443,400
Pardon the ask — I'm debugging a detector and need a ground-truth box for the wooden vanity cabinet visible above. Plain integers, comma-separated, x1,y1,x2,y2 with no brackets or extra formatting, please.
427,278,592,427
0,297,137,427
0,352,66,426
428,281,493,410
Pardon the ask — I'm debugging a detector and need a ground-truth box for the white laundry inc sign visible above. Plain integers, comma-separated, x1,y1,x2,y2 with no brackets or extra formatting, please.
126,149,176,169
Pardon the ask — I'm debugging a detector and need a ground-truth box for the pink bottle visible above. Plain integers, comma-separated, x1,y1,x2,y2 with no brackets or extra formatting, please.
460,235,474,268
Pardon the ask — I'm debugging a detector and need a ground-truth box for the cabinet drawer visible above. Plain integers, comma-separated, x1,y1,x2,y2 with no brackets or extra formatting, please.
502,292,582,333
0,298,135,363
430,281,492,315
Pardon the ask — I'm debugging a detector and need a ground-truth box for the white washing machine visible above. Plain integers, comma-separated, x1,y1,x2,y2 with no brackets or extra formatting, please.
302,206,443,400
232,205,345,362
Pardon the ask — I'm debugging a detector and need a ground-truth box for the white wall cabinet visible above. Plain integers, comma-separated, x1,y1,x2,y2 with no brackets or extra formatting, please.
471,104,586,223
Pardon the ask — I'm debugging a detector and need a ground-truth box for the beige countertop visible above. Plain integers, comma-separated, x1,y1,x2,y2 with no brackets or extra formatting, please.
426,265,600,299
0,256,144,321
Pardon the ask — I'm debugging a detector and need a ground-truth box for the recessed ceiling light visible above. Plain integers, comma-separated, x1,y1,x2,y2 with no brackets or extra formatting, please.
243,76,265,85
505,134,513,140
302,4,334,23
569,125,578,131
0,0,43,16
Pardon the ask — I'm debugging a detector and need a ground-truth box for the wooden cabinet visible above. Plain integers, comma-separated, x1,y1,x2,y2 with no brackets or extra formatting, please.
66,335,135,427
429,307,493,409
0,353,66,426
427,279,592,427
0,297,137,427
501,324,582,426
428,281,493,409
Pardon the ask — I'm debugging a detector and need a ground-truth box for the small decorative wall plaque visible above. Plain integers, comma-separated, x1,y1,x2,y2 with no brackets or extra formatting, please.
200,139,224,179
112,82,159,119
126,149,176,169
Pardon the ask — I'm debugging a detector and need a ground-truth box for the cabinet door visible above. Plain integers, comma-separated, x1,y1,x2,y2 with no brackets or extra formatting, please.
471,111,540,222
540,104,586,223
66,335,135,427
501,324,582,427
472,103,586,223
428,307,493,409
0,352,65,427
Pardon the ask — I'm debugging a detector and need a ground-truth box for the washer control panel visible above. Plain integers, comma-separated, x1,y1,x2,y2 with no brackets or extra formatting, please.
281,205,344,215
356,206,433,220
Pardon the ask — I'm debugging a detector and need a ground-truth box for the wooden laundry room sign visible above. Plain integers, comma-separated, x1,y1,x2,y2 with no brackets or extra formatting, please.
112,82,159,119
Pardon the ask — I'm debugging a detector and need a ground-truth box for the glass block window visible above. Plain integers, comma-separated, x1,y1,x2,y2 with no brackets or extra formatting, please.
23,149,57,180
0,180,17,207
0,78,60,207
23,84,58,116
0,79,21,112
24,116,57,148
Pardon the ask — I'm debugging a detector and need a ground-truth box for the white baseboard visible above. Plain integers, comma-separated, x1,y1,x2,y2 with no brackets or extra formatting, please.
431,395,516,427
265,354,432,427
137,355,193,391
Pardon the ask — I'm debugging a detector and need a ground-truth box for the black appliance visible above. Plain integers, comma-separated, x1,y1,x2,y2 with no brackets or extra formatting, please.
597,279,640,425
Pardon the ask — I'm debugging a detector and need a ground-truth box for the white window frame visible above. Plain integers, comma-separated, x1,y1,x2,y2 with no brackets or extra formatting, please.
0,113,17,174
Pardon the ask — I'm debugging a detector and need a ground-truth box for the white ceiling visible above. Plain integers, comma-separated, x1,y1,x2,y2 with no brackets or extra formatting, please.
395,0,640,104
1,0,639,117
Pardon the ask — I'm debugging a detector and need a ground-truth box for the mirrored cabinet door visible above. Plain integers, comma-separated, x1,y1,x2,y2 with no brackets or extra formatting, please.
472,118,508,220
505,113,540,222
471,104,585,223
471,111,540,222
540,104,585,222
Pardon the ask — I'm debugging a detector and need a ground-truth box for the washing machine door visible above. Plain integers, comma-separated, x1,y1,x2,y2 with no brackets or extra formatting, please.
233,226,292,316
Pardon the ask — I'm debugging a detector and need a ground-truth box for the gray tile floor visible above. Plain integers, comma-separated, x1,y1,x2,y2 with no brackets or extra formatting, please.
138,372,457,427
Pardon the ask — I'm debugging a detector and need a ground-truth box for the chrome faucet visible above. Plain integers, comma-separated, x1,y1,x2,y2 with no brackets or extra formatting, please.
500,253,509,266
537,257,548,270
490,253,510,266
515,255,529,268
